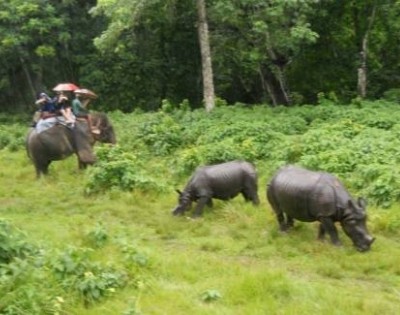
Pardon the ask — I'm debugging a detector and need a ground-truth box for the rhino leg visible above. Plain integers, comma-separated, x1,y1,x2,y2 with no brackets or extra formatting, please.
319,217,341,246
242,189,260,205
267,188,287,231
192,196,210,218
317,223,326,241
276,212,288,232
286,215,294,229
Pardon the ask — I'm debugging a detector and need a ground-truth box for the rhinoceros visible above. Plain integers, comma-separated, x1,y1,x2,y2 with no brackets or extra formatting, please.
266,165,375,251
172,160,260,217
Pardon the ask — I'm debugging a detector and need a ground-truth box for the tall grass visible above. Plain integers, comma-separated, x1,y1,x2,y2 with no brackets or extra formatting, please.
0,103,400,314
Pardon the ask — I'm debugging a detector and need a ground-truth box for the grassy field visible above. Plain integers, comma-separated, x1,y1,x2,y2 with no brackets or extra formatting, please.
1,146,399,315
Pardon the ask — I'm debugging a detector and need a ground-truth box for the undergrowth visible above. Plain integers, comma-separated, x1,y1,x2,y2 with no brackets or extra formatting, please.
0,101,399,314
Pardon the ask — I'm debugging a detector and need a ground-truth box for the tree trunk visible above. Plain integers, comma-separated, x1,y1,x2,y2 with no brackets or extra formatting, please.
265,30,291,105
196,0,215,112
259,66,278,106
357,3,376,98
274,66,291,105
20,56,36,101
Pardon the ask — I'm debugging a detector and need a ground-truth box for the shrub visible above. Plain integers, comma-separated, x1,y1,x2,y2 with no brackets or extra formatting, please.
85,145,165,194
382,88,400,103
352,164,400,208
136,112,183,156
84,223,109,249
50,247,128,307
0,124,26,151
0,219,38,264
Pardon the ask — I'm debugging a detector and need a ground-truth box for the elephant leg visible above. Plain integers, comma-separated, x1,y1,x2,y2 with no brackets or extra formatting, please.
35,160,50,178
77,150,96,165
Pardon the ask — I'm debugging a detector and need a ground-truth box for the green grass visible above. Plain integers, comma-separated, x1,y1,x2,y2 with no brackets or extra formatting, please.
1,148,400,315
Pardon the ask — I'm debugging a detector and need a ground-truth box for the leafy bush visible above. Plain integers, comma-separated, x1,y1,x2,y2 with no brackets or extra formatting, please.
136,112,183,156
0,257,56,315
382,88,400,103
0,124,26,151
0,219,38,264
50,247,128,307
84,223,109,248
85,145,165,194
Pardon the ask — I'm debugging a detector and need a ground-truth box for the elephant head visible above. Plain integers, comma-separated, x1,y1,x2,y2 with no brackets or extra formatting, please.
90,112,116,145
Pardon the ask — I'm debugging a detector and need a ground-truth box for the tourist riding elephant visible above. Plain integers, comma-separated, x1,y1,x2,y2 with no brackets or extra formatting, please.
26,112,116,177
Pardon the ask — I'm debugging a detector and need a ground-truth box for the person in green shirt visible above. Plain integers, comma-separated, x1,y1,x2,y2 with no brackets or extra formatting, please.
72,91,100,134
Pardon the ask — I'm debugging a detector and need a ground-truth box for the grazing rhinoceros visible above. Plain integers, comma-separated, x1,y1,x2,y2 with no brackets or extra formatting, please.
172,160,260,217
267,165,375,252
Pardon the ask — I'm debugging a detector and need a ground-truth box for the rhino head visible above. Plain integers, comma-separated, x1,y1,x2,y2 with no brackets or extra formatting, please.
172,189,193,216
341,197,375,252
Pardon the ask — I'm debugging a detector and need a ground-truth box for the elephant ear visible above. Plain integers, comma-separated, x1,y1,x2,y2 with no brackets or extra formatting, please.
90,112,116,144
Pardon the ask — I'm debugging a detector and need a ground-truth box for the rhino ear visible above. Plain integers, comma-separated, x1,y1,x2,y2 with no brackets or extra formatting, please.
357,197,367,209
347,199,355,209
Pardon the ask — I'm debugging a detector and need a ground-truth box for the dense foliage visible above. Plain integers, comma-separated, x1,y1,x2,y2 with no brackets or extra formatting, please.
3,100,400,208
81,100,400,209
1,1,400,111
0,101,399,313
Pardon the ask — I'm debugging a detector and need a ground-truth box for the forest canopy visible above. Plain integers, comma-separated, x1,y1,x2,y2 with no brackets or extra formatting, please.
1,0,399,112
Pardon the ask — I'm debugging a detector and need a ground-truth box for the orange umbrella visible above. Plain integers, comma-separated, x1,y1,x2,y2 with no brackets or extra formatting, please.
53,83,80,92
74,88,98,99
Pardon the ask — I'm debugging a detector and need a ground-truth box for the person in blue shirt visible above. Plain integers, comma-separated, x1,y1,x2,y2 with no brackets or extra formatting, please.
53,91,75,126
31,92,56,127
35,92,56,115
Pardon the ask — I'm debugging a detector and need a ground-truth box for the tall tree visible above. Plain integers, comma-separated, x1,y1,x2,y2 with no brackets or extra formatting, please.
210,0,319,106
91,0,202,111
196,0,215,112
353,1,377,98
0,0,63,107
0,0,100,110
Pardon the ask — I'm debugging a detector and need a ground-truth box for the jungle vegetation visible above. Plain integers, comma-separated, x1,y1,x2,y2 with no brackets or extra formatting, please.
1,1,400,314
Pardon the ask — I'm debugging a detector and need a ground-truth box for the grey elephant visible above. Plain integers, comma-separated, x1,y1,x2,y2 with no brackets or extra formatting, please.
26,112,116,177
172,160,260,217
267,165,375,252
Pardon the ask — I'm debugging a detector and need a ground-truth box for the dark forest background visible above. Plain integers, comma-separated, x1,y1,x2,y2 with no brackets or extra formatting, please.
1,0,399,112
